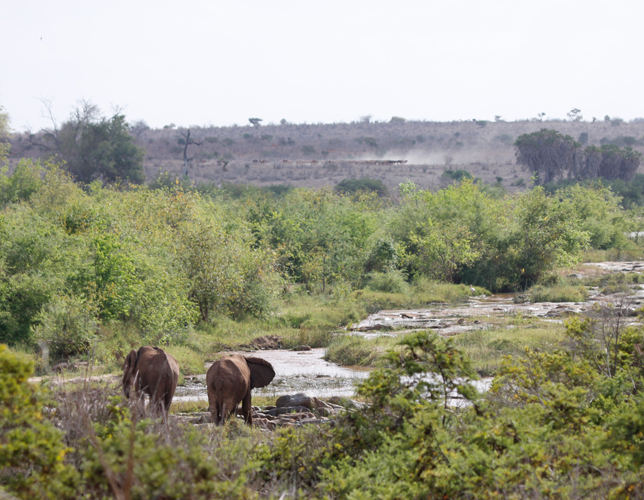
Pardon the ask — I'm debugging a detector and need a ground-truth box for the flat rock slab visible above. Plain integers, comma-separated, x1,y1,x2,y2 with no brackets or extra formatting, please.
583,261,644,273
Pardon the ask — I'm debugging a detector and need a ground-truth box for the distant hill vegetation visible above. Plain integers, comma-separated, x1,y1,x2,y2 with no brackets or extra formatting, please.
9,117,644,193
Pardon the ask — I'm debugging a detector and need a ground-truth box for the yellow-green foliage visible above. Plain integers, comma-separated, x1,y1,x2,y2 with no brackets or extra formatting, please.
0,344,79,498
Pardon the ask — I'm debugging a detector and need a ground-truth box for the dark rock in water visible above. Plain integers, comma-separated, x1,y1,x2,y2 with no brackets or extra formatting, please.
291,345,312,351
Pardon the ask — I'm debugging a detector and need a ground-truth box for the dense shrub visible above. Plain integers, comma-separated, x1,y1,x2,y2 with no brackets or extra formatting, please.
365,270,409,294
0,345,79,497
32,295,98,361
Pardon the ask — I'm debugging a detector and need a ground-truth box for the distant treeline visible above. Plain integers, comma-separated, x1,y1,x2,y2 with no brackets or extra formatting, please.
10,112,644,166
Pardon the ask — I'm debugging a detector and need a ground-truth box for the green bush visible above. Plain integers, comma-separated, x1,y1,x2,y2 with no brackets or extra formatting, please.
0,345,79,497
32,295,98,362
0,159,44,208
365,270,409,294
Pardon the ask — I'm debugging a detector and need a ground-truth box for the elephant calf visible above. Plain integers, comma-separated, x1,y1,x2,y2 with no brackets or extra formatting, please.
207,354,275,425
122,346,180,414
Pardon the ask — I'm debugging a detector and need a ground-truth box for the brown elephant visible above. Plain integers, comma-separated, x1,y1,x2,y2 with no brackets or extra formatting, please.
206,354,275,425
122,346,180,414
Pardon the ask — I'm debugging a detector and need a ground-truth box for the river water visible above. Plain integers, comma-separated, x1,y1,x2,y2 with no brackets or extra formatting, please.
173,348,372,402
174,347,492,403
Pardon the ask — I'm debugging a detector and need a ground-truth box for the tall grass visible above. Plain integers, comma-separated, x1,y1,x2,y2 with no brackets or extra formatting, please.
529,284,588,303
451,320,565,376
355,279,489,313
324,335,390,366
583,246,644,263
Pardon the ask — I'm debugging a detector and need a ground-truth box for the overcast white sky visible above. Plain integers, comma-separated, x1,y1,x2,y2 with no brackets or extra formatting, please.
1,0,643,131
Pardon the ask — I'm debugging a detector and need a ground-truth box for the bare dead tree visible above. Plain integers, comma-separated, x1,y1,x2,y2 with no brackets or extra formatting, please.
179,129,203,177
36,98,100,155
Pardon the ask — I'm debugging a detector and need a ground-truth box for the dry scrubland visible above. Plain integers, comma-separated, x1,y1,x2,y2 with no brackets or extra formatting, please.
10,118,644,192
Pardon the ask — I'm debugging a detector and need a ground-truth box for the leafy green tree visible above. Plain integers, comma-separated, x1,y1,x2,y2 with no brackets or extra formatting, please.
179,219,278,321
557,183,633,249
334,178,389,198
0,159,44,208
407,220,480,282
511,187,589,288
595,144,642,181
42,102,144,183
0,212,72,346
515,129,579,184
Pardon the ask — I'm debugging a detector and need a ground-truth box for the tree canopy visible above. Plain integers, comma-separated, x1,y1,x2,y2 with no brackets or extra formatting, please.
515,129,579,184
42,102,145,184
516,128,642,184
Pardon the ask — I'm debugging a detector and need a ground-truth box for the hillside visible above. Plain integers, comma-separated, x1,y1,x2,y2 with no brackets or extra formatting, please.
10,118,644,192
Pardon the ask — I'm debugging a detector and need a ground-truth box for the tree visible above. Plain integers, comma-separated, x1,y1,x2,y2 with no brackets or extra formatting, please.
0,105,9,163
248,118,263,127
41,100,145,184
596,145,642,181
567,108,583,121
577,145,602,179
514,129,579,184
178,129,203,177
335,178,389,198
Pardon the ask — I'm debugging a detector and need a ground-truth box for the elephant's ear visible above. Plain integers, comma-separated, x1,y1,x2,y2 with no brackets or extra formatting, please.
246,357,275,389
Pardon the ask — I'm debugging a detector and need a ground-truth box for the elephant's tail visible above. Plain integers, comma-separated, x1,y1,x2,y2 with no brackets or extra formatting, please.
220,403,227,426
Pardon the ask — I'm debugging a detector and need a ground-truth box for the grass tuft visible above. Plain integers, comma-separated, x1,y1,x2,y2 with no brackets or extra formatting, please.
529,284,588,303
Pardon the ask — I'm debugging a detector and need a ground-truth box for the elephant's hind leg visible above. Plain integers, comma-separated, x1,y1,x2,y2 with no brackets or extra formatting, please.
242,391,252,425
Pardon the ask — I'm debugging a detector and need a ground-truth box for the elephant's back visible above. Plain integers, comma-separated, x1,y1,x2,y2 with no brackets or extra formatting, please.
137,348,179,390
207,355,250,394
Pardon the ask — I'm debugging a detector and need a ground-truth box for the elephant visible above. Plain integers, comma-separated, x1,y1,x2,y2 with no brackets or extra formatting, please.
206,354,275,425
122,346,180,414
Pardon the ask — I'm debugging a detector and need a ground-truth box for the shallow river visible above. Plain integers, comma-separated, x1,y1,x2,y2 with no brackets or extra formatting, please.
174,348,492,403
173,348,371,402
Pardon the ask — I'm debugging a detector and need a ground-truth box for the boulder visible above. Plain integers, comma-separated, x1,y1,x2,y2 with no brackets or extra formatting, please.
276,393,331,411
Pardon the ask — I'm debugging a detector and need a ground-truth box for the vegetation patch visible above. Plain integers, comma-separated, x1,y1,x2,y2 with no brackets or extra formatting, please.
324,335,389,367
451,319,565,376
529,284,589,303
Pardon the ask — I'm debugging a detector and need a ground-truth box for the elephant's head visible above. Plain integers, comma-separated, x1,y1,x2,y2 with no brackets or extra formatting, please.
122,349,139,399
245,356,276,389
